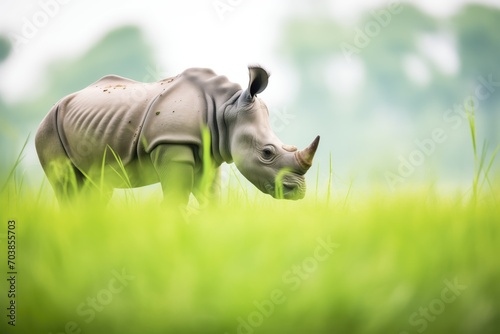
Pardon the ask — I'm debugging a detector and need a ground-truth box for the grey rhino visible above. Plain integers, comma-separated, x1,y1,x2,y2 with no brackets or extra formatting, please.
35,65,320,206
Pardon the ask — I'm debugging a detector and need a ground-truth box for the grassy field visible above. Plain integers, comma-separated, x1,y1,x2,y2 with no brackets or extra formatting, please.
0,168,499,334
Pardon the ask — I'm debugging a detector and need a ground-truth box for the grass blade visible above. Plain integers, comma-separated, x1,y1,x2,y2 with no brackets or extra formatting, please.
1,134,30,193
479,143,500,196
326,152,333,205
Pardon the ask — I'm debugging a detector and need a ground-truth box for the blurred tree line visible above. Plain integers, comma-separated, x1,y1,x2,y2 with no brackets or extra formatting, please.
278,4,500,180
280,4,500,124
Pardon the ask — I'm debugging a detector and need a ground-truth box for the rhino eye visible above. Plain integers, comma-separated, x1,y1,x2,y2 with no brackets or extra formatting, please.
262,147,275,161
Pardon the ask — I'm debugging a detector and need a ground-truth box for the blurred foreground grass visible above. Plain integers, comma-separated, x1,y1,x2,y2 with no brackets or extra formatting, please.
0,174,499,334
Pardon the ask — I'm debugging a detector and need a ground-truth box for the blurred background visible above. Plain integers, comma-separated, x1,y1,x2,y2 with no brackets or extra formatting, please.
1,0,499,194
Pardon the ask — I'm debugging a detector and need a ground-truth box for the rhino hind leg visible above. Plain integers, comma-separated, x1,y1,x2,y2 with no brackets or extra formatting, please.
45,159,86,203
35,110,86,203
150,144,195,209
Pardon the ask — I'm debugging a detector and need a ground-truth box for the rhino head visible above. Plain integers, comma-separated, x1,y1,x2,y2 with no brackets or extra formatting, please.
225,66,320,200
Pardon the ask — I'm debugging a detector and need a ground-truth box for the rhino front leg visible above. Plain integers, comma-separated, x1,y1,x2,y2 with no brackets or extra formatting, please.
150,144,195,208
193,167,221,207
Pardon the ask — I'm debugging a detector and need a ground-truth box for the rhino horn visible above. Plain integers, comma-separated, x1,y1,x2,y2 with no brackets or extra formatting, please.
295,135,320,173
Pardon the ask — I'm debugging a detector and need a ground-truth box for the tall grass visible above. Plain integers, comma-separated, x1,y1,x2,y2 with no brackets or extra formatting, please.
0,135,29,195
198,126,217,205
466,100,500,203
1,173,499,334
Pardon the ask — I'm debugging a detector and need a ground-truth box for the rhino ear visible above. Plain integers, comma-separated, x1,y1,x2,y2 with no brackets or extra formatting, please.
247,65,269,99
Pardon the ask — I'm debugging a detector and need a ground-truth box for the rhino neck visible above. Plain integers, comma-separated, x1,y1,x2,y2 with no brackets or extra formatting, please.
208,91,240,165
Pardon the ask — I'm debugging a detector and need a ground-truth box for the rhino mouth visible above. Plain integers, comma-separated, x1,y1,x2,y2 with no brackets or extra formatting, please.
265,180,306,200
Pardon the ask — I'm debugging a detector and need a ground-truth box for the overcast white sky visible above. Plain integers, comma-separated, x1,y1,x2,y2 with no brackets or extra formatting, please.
1,0,499,105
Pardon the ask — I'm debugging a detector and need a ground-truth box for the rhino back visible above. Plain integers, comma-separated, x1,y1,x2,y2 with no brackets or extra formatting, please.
57,75,166,171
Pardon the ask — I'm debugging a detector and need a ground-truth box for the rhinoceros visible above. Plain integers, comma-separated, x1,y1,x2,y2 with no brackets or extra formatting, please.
35,65,320,206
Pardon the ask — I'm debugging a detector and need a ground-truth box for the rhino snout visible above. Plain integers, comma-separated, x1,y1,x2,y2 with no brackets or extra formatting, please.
265,174,306,200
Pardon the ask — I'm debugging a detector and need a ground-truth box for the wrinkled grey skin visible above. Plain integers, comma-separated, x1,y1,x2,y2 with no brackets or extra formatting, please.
35,65,320,206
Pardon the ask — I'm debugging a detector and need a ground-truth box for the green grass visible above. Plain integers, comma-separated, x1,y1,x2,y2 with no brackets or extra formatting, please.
1,172,499,334
0,109,499,334
1,184,500,333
